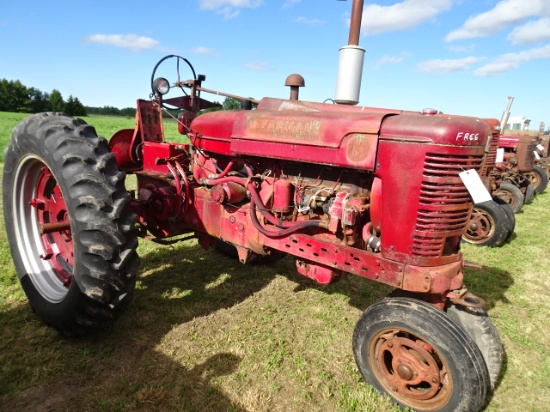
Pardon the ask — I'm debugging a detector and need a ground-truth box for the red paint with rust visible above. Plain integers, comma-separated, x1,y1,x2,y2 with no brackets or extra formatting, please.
499,134,535,173
113,92,491,295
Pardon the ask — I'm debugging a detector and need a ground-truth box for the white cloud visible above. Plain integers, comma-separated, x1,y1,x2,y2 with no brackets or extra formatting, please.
475,44,550,75
243,62,269,71
283,0,301,8
373,52,410,68
508,17,550,45
361,0,452,35
198,0,262,19
448,44,475,53
446,0,550,42
192,46,216,56
417,56,483,73
84,34,161,51
294,16,325,27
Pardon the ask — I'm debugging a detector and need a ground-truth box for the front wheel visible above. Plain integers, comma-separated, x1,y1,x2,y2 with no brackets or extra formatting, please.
492,196,515,241
521,180,535,204
3,112,139,336
353,297,489,412
446,304,503,391
493,182,524,213
462,200,512,247
528,165,548,194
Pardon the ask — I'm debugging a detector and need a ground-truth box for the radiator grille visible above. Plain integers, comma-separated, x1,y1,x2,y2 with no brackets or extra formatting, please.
479,131,499,177
411,153,484,257
524,142,535,170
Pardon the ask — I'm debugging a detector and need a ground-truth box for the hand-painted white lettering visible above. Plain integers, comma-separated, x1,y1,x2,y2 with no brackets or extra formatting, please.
456,132,480,142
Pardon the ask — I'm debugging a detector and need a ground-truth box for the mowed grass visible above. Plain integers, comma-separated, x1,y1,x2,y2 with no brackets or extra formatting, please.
0,111,185,162
0,111,549,411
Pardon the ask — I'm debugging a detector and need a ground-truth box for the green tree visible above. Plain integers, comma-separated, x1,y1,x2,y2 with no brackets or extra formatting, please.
28,88,50,113
49,89,65,112
199,96,256,115
65,95,87,116
0,79,32,112
222,97,242,110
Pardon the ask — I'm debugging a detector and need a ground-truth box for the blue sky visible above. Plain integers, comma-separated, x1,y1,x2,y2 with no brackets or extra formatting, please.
1,0,549,129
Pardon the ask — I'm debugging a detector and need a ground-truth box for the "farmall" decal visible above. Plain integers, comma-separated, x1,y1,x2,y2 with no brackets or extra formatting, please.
246,116,322,142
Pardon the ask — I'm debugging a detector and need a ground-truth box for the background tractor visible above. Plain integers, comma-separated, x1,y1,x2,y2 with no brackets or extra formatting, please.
461,117,515,247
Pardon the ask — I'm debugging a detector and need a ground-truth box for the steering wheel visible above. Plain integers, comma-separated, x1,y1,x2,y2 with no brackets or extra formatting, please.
150,55,197,110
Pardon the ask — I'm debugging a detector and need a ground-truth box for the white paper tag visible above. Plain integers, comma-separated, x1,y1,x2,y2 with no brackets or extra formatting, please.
495,148,505,163
459,169,492,204
537,144,544,151
534,151,541,160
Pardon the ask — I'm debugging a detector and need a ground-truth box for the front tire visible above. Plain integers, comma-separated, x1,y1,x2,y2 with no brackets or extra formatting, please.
446,304,503,391
492,195,515,241
521,181,535,204
462,200,511,247
3,112,139,336
493,182,524,213
353,298,489,412
528,165,548,194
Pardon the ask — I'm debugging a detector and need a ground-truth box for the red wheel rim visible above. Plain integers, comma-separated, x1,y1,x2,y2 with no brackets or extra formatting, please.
465,208,495,244
31,164,74,287
368,328,452,410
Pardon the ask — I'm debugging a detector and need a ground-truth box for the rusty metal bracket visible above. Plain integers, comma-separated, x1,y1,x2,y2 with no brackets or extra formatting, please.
446,287,486,309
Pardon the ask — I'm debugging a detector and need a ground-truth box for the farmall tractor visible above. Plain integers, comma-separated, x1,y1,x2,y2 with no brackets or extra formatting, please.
3,56,502,412
2,3,503,411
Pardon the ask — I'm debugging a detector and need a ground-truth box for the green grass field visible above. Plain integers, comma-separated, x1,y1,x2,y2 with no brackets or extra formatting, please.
0,111,549,411
0,111,184,162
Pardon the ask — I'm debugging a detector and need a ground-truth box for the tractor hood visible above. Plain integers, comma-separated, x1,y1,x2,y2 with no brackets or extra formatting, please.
499,134,522,149
190,97,489,170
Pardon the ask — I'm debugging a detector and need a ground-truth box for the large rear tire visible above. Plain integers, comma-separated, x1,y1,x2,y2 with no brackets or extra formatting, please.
3,112,139,336
353,297,489,412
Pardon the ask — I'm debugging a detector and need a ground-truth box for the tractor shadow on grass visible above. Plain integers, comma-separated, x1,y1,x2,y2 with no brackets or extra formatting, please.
1,241,278,412
286,259,514,313
1,242,515,412
286,259,514,398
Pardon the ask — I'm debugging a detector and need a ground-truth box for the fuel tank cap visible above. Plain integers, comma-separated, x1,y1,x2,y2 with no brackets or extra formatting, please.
421,108,439,115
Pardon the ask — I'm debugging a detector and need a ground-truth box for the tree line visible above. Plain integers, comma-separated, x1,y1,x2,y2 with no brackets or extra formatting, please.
1,78,253,119
0,78,138,117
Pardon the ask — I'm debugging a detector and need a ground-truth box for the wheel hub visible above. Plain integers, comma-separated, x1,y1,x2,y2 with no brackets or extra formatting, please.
396,363,415,381
464,208,495,243
31,164,74,287
369,328,451,408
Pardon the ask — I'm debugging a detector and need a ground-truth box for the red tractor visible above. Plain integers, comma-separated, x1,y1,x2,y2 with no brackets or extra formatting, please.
484,96,542,212
497,133,546,201
3,55,503,412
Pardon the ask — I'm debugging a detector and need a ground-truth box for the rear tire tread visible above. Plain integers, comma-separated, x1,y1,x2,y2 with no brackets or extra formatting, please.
3,112,139,336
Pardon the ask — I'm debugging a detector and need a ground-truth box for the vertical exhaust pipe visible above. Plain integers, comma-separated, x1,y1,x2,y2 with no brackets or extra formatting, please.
335,0,365,105
500,96,514,132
